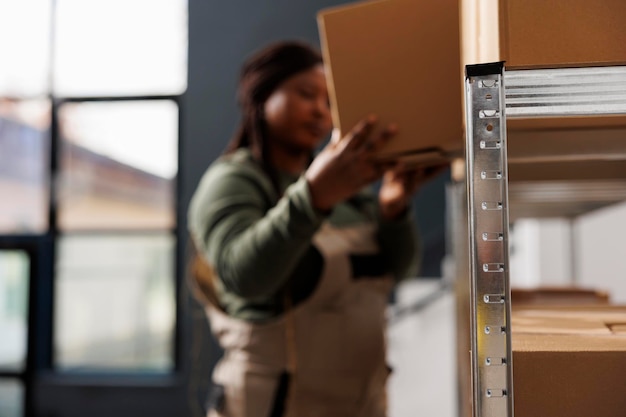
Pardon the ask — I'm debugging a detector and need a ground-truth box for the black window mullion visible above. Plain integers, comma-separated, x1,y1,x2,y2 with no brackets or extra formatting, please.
45,97,59,379
26,237,54,417
59,95,181,103
174,94,186,375
30,235,54,372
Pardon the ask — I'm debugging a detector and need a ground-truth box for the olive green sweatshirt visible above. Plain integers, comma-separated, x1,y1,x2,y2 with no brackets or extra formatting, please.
188,148,420,322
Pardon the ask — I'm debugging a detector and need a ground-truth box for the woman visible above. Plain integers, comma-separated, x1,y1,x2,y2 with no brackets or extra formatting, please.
188,40,441,417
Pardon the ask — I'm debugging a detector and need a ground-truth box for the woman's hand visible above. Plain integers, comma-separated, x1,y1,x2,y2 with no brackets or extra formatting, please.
378,162,449,220
305,115,397,212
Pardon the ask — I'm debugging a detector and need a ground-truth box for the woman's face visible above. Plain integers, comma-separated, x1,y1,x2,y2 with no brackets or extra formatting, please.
263,64,333,153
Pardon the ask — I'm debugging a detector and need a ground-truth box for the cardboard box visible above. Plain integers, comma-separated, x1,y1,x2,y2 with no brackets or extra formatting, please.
512,306,626,417
458,301,626,417
462,0,626,69
317,0,463,165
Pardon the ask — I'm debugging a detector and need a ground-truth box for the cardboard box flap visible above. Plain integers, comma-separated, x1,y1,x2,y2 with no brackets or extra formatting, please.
514,306,626,321
512,306,626,351
513,333,626,352
512,316,613,336
318,0,463,163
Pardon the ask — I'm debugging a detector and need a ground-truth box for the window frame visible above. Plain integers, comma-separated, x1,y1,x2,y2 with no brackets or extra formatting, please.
34,94,186,416
0,2,190,415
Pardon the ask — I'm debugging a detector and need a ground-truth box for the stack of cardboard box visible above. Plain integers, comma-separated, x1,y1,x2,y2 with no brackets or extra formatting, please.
511,303,626,417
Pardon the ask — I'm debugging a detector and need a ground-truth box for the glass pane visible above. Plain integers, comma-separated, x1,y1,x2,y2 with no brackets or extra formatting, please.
0,99,50,234
0,1,51,96
54,234,175,372
53,0,188,96
0,251,29,371
58,100,177,231
0,379,24,417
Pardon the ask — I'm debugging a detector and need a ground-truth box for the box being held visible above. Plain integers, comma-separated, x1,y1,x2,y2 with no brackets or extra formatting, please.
317,0,463,167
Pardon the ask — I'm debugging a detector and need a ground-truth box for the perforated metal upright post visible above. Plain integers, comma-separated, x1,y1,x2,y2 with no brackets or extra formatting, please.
465,62,514,417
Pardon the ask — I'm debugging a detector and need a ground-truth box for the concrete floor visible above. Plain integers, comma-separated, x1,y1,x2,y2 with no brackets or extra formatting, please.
387,279,456,417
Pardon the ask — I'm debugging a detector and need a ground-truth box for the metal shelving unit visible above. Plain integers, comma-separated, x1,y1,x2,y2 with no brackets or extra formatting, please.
461,62,626,417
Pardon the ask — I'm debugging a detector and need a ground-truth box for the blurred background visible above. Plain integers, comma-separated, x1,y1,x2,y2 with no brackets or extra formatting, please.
0,1,449,416
2,1,625,417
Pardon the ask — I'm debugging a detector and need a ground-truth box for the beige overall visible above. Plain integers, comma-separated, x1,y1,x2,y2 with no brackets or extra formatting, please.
205,222,394,417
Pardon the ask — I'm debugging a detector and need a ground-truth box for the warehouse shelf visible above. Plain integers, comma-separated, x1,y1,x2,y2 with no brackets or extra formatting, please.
461,62,626,417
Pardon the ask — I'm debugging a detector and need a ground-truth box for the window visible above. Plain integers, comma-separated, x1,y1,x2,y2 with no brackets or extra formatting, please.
0,1,187,415
53,0,187,97
57,100,177,231
0,100,50,234
55,234,176,371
